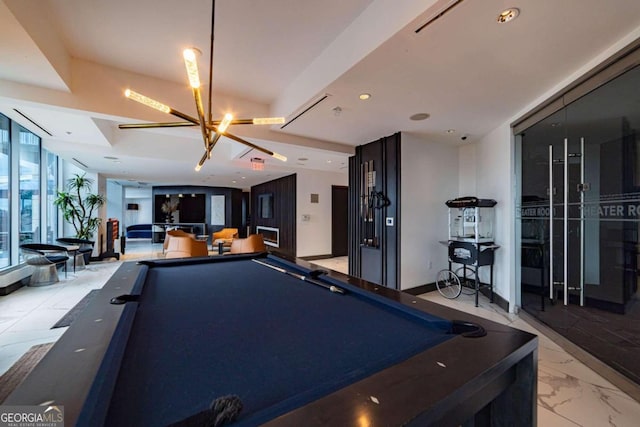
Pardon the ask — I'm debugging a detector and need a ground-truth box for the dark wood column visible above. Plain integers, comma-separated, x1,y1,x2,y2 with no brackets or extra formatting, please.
348,133,401,288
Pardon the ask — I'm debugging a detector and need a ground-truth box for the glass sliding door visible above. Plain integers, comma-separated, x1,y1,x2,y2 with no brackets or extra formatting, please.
517,63,640,384
565,70,639,312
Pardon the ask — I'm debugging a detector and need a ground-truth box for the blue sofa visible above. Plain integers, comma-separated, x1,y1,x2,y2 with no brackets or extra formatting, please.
126,224,153,239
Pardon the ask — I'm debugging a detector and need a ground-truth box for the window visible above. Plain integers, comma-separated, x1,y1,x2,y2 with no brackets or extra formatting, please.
45,150,58,244
0,113,58,270
18,125,40,250
0,116,9,268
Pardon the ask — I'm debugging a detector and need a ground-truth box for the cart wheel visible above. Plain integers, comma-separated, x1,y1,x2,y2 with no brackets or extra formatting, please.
455,267,477,295
436,269,462,299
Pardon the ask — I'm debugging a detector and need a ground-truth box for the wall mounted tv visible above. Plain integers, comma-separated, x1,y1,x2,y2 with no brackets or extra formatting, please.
258,193,273,219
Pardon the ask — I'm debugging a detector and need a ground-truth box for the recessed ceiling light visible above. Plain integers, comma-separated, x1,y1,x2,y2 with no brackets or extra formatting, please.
241,176,246,179
410,113,430,121
446,129,456,134
326,160,332,163
550,122,562,127
497,8,519,23
232,180,237,184
359,93,371,100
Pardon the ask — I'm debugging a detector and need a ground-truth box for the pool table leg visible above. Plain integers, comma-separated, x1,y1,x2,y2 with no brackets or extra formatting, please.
462,348,538,427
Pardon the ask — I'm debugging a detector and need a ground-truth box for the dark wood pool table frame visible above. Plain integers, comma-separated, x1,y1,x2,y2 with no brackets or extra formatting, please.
5,253,537,426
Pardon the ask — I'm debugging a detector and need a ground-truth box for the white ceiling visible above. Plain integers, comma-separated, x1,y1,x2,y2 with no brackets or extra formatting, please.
1,0,640,189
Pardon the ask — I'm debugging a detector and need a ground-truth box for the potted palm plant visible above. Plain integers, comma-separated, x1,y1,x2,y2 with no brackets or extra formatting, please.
54,174,106,240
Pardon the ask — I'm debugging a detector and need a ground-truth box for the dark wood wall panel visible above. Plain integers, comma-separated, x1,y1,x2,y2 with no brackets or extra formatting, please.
384,134,400,288
251,174,296,257
348,156,360,276
348,133,401,288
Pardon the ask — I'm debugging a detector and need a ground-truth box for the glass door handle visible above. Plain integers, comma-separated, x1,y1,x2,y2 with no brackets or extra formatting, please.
564,138,569,305
580,137,585,306
549,144,554,301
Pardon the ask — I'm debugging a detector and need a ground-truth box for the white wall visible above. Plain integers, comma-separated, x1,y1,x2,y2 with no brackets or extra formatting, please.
458,144,476,196
400,133,458,290
125,187,152,199
296,170,348,257
124,198,153,228
466,126,514,303
123,186,153,228
106,180,123,225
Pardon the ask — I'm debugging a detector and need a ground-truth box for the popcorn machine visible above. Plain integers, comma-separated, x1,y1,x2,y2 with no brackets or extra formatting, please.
438,197,499,307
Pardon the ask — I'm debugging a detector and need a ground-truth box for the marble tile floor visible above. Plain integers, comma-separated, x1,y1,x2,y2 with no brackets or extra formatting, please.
0,259,122,376
419,290,640,426
308,256,348,275
2,253,640,426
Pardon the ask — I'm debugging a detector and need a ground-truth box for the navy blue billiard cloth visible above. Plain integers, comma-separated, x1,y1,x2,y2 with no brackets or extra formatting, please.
105,258,454,426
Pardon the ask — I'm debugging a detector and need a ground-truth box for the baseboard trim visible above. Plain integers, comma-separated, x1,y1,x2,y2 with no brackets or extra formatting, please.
0,278,28,296
0,266,31,296
403,281,509,313
479,286,509,313
403,283,437,295
299,254,335,261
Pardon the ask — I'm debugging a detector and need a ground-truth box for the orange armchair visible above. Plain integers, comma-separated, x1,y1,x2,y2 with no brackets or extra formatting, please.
212,228,239,253
164,229,196,252
164,235,209,259
229,234,267,254
212,227,238,242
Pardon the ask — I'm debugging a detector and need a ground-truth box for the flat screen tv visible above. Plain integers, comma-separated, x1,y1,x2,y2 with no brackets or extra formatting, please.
258,193,273,219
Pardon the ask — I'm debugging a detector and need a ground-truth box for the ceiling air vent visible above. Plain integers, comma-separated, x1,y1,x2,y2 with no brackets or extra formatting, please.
13,109,53,136
280,93,331,130
415,0,464,34
72,158,89,169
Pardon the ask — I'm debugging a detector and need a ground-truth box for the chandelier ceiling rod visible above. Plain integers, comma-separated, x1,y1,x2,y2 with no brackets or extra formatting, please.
118,0,287,172
208,0,215,126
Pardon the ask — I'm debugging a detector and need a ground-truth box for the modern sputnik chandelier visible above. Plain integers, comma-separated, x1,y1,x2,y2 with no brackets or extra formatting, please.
118,0,287,171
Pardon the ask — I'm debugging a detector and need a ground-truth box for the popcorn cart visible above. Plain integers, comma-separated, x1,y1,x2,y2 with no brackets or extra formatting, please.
437,197,499,306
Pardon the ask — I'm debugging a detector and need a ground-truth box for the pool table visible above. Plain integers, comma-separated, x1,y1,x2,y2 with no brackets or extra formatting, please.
5,254,537,426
